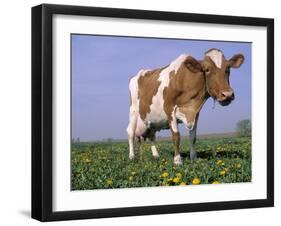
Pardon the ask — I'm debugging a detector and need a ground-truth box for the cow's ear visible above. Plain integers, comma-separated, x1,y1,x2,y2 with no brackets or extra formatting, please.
229,54,244,68
184,56,202,73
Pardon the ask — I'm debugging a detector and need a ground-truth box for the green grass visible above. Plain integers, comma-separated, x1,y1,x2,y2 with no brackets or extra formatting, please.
71,136,251,190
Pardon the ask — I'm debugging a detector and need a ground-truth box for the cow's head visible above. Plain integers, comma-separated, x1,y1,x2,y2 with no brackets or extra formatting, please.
200,48,244,106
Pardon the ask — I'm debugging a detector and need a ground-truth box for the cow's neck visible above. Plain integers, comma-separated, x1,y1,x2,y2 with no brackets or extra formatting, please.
174,70,209,126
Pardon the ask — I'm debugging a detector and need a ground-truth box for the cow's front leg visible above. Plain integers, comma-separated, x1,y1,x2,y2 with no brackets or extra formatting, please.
189,126,197,161
170,114,182,165
172,131,182,165
189,114,199,162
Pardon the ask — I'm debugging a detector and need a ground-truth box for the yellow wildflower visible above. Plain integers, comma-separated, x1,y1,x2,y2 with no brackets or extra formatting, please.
220,170,226,176
161,172,169,178
167,178,173,183
131,171,137,175
179,182,187,186
192,178,201,185
173,177,180,183
106,179,113,185
176,173,182,178
212,181,220,184
84,158,91,163
236,163,241,168
128,176,133,181
216,160,223,165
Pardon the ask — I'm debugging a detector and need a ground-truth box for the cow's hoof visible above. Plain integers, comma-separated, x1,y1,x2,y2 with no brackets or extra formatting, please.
153,153,159,158
151,148,159,158
174,155,182,165
129,153,135,160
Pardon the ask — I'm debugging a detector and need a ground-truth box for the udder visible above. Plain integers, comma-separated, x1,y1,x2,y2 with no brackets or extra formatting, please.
135,116,147,137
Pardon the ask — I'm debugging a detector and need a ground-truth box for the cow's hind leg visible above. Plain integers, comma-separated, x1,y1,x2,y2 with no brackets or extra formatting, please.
149,133,159,158
126,110,137,160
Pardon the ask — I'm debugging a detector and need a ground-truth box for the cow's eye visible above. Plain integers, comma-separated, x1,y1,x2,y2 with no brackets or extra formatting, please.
205,68,210,75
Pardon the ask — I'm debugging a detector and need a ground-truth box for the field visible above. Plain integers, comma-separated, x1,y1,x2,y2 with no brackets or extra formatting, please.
71,136,251,190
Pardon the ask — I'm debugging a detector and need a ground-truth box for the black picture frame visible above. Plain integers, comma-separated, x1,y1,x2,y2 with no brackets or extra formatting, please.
32,3,274,222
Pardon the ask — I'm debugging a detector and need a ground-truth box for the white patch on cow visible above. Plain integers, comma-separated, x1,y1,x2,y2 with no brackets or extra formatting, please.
205,49,223,68
175,108,195,130
146,54,190,124
170,106,178,132
151,145,159,158
174,154,182,165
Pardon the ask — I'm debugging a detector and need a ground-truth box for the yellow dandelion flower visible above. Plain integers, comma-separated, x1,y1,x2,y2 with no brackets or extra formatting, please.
128,176,133,181
212,181,220,184
220,170,226,176
216,160,223,165
173,177,180,183
84,158,91,163
106,179,113,185
179,182,187,186
131,171,137,175
192,178,201,185
162,172,169,178
176,173,182,178
236,163,241,168
167,178,173,183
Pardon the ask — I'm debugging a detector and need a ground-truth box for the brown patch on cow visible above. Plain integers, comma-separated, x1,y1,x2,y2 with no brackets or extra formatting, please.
138,68,164,120
171,130,180,156
163,57,206,126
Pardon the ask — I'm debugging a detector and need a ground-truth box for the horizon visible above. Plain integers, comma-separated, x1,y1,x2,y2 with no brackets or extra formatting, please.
72,131,241,143
72,34,252,141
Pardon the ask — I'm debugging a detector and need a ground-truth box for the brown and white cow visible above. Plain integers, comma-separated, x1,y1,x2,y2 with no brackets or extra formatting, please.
127,48,244,164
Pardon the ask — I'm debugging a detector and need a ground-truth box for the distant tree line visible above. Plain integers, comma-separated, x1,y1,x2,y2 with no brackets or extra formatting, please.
236,119,251,137
72,137,80,143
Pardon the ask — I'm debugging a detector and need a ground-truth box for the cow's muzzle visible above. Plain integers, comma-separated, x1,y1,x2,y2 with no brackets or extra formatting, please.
218,89,235,106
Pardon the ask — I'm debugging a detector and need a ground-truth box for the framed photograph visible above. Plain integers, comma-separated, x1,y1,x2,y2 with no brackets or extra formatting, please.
32,4,274,221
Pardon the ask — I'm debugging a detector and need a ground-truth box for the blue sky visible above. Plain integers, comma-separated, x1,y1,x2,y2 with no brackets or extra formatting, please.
72,34,251,141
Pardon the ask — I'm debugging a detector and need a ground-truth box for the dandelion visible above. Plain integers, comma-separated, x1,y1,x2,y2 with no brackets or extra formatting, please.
167,178,173,183
179,182,187,186
220,170,226,176
173,177,180,183
192,178,201,185
176,173,182,178
131,171,137,175
236,163,241,168
128,176,133,181
161,172,169,178
212,181,220,184
84,158,91,163
106,179,113,185
216,160,223,165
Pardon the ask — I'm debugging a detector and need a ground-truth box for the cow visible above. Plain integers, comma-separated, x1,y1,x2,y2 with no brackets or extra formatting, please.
126,48,244,165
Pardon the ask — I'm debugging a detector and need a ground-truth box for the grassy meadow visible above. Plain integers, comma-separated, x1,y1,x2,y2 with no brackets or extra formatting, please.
71,135,251,190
